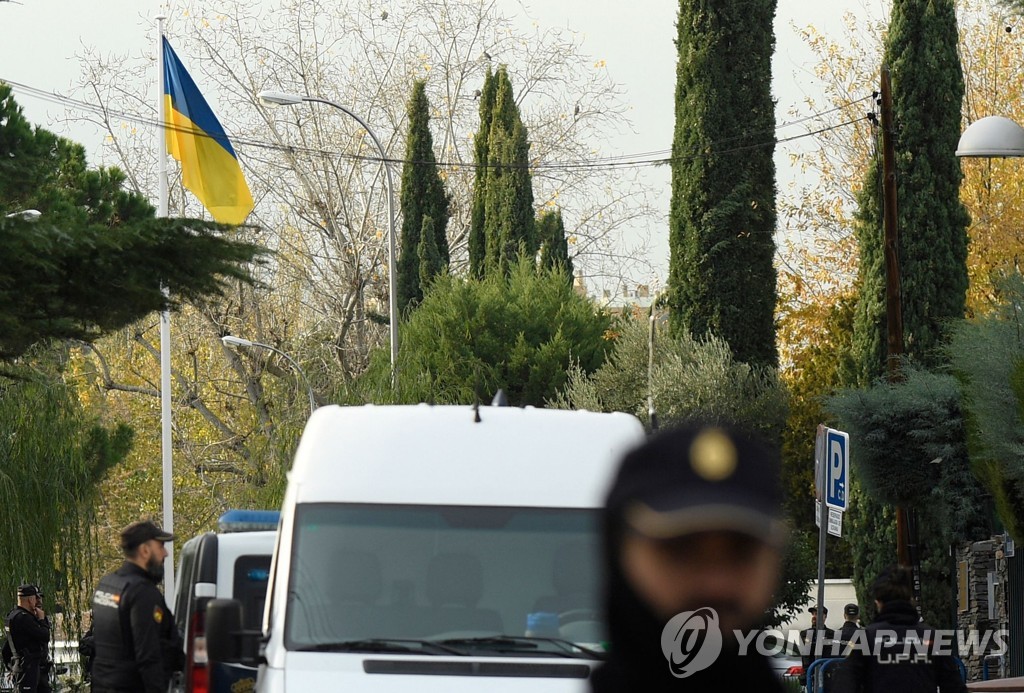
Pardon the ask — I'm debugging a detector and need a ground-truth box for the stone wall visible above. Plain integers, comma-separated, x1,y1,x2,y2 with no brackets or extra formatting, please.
956,536,1010,681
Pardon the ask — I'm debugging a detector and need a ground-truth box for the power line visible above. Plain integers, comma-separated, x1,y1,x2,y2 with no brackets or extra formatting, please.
2,77,870,174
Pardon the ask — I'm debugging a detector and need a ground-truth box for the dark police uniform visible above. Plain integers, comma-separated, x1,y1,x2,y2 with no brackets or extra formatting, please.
91,561,183,693
800,624,838,685
834,599,965,693
839,619,860,645
4,596,51,693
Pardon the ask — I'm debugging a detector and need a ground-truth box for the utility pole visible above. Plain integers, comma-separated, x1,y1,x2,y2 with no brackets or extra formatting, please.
880,66,920,603
880,66,904,387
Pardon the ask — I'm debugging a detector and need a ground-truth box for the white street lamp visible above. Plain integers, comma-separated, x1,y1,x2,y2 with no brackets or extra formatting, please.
956,116,1024,157
258,89,399,381
221,335,317,416
4,209,42,221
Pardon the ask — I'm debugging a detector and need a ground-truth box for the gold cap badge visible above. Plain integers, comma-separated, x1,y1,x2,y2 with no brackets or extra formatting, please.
689,428,738,481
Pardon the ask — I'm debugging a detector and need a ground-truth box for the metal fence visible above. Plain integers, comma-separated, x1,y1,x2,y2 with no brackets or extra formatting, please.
806,657,967,692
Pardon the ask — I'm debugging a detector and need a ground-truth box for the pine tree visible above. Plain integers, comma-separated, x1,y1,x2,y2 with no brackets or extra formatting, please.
1,83,152,227
417,215,443,296
851,0,969,381
666,0,779,369
0,84,263,359
469,68,496,279
480,67,535,276
356,258,611,407
537,208,573,281
397,80,450,313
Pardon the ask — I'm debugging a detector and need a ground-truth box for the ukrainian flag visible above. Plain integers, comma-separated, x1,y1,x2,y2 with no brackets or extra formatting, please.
162,37,254,225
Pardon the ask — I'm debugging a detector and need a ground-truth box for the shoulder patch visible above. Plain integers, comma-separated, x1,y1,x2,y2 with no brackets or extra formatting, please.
153,606,164,624
93,590,119,609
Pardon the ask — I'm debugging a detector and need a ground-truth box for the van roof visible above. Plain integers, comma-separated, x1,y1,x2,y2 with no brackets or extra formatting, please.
289,404,646,508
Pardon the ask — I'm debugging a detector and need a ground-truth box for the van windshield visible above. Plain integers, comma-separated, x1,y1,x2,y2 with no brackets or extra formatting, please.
285,504,605,655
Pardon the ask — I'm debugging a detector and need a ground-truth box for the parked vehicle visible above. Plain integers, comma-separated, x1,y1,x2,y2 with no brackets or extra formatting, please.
768,642,805,681
207,403,646,692
173,509,279,693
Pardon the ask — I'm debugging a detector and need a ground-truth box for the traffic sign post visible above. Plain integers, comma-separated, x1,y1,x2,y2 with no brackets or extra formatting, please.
813,425,850,631
814,500,844,538
814,426,825,502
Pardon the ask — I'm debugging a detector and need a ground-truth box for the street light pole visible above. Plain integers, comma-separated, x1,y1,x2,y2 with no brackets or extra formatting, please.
221,335,317,416
257,90,398,382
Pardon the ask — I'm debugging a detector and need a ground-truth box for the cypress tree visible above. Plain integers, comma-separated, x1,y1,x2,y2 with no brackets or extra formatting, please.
481,67,535,275
417,215,443,296
844,0,971,623
851,0,969,382
666,0,779,369
398,80,450,313
469,68,496,279
537,208,573,281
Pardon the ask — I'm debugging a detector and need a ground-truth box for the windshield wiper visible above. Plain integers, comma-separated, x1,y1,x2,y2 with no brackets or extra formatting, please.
437,635,606,660
296,638,467,656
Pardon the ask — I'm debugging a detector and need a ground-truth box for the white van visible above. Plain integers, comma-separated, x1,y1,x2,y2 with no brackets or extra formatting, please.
207,404,645,692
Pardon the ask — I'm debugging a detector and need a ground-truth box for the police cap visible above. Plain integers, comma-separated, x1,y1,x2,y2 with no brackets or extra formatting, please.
120,521,175,552
607,421,786,547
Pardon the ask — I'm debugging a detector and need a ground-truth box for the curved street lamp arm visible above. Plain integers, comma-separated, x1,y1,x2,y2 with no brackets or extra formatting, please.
300,96,399,382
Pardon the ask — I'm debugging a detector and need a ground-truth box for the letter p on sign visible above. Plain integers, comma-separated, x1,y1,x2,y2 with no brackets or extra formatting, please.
824,429,849,512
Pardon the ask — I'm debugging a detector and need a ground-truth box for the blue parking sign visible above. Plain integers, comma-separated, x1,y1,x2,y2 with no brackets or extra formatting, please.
824,429,849,511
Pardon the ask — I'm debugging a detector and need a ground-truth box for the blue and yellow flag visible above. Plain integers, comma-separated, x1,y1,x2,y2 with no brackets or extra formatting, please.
162,37,254,225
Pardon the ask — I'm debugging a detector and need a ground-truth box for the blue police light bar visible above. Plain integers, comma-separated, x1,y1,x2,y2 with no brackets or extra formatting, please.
218,509,280,533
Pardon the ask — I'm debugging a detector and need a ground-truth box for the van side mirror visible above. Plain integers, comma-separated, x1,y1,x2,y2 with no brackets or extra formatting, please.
206,599,260,665
206,599,242,663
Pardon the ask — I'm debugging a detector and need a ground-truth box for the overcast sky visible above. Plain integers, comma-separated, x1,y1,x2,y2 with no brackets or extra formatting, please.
0,0,888,282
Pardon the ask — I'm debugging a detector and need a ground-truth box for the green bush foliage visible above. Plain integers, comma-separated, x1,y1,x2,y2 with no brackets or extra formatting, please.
554,315,787,439
947,276,1024,542
357,258,611,407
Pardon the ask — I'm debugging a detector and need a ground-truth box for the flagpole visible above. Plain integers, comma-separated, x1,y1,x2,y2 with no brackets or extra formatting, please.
156,13,176,606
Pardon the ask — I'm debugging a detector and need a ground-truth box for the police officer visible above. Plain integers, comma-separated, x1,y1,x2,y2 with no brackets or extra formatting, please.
91,521,184,693
590,422,789,692
839,602,860,645
4,584,51,693
800,605,837,687
834,565,965,693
